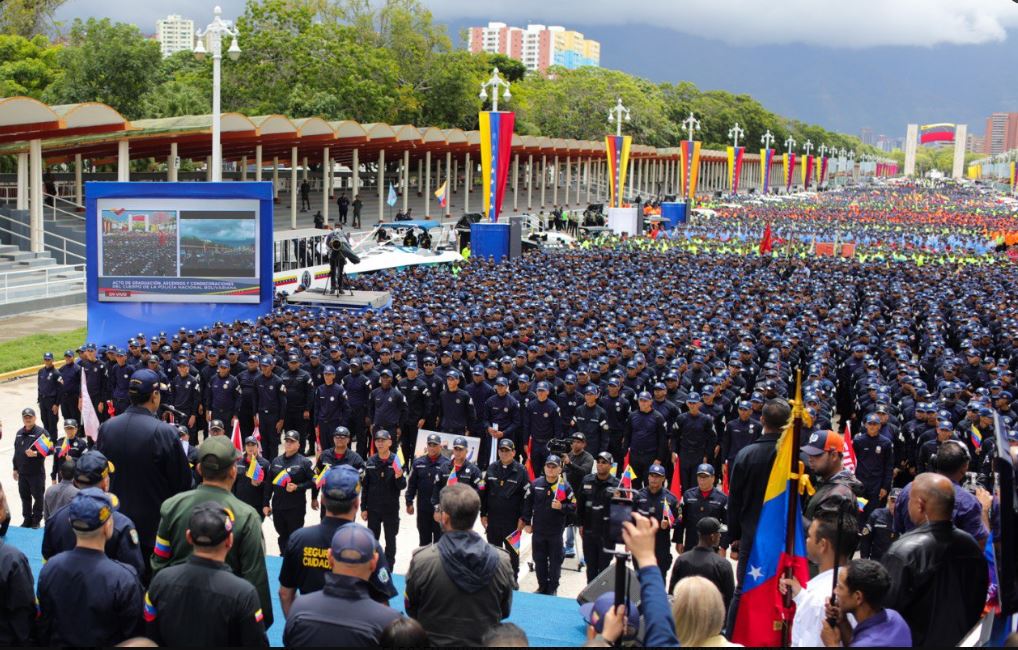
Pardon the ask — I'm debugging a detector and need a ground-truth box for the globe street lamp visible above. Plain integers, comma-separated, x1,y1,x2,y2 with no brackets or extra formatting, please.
195,5,240,182
479,67,511,112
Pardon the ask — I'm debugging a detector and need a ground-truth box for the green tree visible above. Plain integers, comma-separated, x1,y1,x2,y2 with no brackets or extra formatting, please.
0,0,65,38
487,53,527,82
0,34,62,98
43,18,162,119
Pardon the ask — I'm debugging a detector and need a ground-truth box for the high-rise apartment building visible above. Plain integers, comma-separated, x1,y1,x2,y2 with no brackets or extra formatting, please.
467,22,600,73
156,14,194,57
983,112,1018,155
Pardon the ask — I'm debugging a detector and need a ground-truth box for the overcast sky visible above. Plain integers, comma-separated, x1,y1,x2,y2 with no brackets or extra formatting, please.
54,0,1018,137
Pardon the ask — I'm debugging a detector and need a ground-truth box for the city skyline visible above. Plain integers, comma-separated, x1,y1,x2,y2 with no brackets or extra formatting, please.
52,0,1018,139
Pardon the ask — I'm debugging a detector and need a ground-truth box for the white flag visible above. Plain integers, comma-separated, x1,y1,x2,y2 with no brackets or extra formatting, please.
80,366,101,442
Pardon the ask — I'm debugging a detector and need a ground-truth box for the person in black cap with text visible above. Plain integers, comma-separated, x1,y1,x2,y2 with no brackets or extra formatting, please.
481,438,530,577
668,516,734,611
37,352,62,437
283,524,402,647
36,489,143,646
49,419,89,485
42,449,144,577
12,407,49,527
523,454,576,595
634,462,682,579
268,430,316,551
577,450,620,582
233,436,271,518
96,368,192,573
253,356,288,461
279,465,398,617
406,433,451,546
144,502,269,646
282,355,315,455
361,429,406,565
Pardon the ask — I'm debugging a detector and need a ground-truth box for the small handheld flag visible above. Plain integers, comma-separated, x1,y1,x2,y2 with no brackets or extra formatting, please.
971,425,983,451
246,458,264,483
32,434,54,457
447,465,460,486
435,181,448,209
506,529,522,554
610,462,618,477
856,496,869,512
525,439,536,481
57,438,70,459
272,469,292,487
555,479,567,502
231,418,243,451
662,498,675,526
314,466,327,489
669,460,683,498
620,464,637,489
393,448,405,476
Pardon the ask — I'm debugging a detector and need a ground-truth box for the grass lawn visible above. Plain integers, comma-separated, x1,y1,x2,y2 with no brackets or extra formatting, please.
0,328,86,374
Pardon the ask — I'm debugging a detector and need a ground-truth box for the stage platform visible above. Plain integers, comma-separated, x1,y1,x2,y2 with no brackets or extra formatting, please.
284,288,392,310
3,526,587,647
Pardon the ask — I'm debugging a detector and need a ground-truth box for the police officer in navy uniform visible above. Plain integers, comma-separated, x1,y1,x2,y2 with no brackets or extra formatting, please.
316,427,365,476
722,400,761,477
12,407,48,527
481,438,530,576
37,352,63,436
314,367,350,451
207,359,242,435
437,370,476,436
482,376,521,467
282,354,315,455
523,454,575,595
254,356,288,461
860,486,899,561
360,430,406,565
573,385,610,455
368,370,407,444
623,392,668,490
267,430,316,551
80,343,109,421
854,413,895,522
237,356,261,438
107,348,134,417
634,462,682,579
679,464,728,554
398,361,430,461
341,356,373,455
522,381,564,471
406,432,451,546
673,392,717,492
431,436,484,513
169,357,202,438
577,451,619,582
36,488,143,646
278,465,398,618
42,449,145,578
50,419,89,484
601,378,631,461
233,437,271,519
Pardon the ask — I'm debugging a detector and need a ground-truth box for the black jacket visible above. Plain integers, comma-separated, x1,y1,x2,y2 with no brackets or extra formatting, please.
727,432,779,554
283,573,402,648
881,520,987,647
668,546,735,610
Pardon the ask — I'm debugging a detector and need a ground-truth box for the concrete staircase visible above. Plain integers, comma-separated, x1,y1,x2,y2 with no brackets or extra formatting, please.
0,244,86,317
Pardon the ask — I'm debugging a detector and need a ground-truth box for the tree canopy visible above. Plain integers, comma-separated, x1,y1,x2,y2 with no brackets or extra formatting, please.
3,0,873,155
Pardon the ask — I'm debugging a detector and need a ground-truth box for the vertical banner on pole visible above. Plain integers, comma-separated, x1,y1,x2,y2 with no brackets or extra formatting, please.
818,156,829,186
605,135,632,208
680,140,702,200
726,146,745,194
782,153,797,192
479,111,515,222
802,155,814,189
760,148,774,194
1010,162,1016,194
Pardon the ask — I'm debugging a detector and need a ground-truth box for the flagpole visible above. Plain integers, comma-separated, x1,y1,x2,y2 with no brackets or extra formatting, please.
782,369,806,646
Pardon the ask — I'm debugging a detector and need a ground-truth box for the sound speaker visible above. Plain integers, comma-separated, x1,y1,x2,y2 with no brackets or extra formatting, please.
576,560,642,605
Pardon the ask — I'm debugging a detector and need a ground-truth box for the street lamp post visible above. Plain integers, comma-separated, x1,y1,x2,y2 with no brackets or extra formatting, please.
728,122,744,148
802,140,813,157
682,112,700,142
479,67,511,112
607,97,630,137
194,5,240,183
761,130,775,149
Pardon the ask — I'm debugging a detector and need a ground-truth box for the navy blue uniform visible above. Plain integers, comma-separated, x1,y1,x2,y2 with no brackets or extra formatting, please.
853,433,894,500
523,475,576,595
12,424,48,525
679,486,728,550
342,372,373,454
437,388,476,435
623,410,668,488
406,453,451,546
361,453,407,564
573,403,610,454
0,540,34,645
58,361,82,422
283,573,402,647
36,547,143,646
313,382,350,448
207,371,242,430
49,434,89,481
674,411,717,491
522,398,563,470
254,374,288,460
481,459,530,574
397,376,430,459
431,460,483,507
237,368,260,437
368,386,407,436
282,368,314,453
577,473,619,581
267,452,314,550
168,373,202,433
482,393,521,463
600,393,631,460
859,506,896,560
233,453,271,517
635,487,682,578
107,362,133,416
723,418,761,465
42,502,145,577
37,366,63,435
80,358,109,417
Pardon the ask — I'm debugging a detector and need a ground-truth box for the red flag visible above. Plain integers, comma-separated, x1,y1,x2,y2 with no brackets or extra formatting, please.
759,223,774,255
231,418,243,451
525,438,536,481
722,462,730,495
669,459,683,499
842,422,857,474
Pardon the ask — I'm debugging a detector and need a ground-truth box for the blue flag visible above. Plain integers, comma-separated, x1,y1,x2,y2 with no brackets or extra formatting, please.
387,183,397,207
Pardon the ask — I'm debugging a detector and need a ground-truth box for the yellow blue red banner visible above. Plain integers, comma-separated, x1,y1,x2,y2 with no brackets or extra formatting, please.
782,153,797,192
680,140,702,199
479,111,515,222
605,135,632,208
727,146,745,194
760,148,774,194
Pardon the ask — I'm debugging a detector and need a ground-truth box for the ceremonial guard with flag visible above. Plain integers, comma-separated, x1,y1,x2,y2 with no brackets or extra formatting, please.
267,430,316,552
522,454,575,596
360,430,406,566
12,407,50,528
481,438,530,577
634,462,682,578
233,436,270,519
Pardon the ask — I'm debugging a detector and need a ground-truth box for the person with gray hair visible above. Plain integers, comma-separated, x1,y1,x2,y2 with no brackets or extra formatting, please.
405,483,517,646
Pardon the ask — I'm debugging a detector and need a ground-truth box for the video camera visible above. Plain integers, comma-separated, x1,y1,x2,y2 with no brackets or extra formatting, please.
547,438,571,456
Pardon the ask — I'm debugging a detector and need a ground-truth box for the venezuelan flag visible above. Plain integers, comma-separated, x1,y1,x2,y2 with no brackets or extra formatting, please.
680,140,702,199
246,458,264,482
610,462,618,477
254,609,264,624
605,135,632,209
314,466,328,489
971,425,983,451
620,464,637,489
856,496,869,512
555,479,567,502
662,498,675,526
153,535,172,559
731,420,810,645
447,465,459,486
32,434,54,457
57,438,70,459
143,593,157,622
506,528,522,554
479,111,515,222
727,145,745,194
272,469,292,487
393,448,405,475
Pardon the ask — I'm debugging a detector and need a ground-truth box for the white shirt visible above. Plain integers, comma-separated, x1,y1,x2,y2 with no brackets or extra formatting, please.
791,568,834,647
